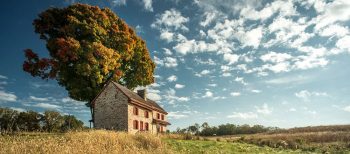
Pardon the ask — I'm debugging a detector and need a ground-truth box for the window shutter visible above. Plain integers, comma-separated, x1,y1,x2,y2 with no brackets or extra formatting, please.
140,121,143,131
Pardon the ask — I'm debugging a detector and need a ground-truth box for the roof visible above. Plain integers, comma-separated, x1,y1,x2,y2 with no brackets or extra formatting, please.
153,119,171,125
111,82,168,114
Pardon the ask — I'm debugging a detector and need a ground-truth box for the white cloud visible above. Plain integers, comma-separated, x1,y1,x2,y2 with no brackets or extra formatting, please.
319,24,349,37
344,106,350,112
251,90,261,93
160,30,174,42
240,26,263,48
223,53,239,65
195,69,212,77
167,75,177,82
221,65,231,72
313,0,350,30
234,77,247,85
173,39,196,55
163,48,172,55
255,103,272,115
262,62,291,73
163,88,189,104
203,91,213,98
289,108,296,112
260,52,292,63
265,75,310,84
151,8,189,31
194,0,264,17
230,92,241,97
167,111,188,119
164,57,178,68
194,58,216,65
200,11,217,27
208,83,217,87
336,35,350,51
61,97,84,104
142,0,153,12
10,107,26,112
175,84,185,89
0,75,7,79
266,16,308,48
222,72,231,77
295,90,328,101
146,89,162,101
0,90,17,102
112,0,126,6
227,112,258,119
293,55,328,70
240,5,273,21
33,103,61,110
240,0,297,21
29,96,49,101
150,82,161,88
200,70,210,75
153,56,164,66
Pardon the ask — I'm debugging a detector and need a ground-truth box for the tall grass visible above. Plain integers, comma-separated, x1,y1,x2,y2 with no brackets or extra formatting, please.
0,130,170,154
236,131,350,153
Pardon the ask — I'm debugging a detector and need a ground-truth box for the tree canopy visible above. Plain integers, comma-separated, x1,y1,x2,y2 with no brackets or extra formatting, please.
23,4,155,108
0,107,84,133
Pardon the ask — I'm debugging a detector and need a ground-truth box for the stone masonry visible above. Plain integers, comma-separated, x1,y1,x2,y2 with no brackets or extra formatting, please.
93,81,169,134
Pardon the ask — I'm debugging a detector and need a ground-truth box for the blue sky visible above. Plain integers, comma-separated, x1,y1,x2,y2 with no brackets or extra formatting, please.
0,0,350,130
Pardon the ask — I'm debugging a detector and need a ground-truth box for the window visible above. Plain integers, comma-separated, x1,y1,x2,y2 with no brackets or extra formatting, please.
133,120,138,129
144,111,149,118
145,123,149,131
140,121,143,131
161,114,164,120
160,126,163,132
157,113,160,119
133,107,138,115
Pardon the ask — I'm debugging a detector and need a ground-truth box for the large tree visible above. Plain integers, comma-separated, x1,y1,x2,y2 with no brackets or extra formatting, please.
23,4,155,123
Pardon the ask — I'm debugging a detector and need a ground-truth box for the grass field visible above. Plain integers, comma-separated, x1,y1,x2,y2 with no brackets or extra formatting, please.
200,126,350,153
164,139,304,153
0,130,168,154
0,130,349,153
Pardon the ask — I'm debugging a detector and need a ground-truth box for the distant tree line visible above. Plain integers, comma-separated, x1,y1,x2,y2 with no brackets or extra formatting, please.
174,122,280,136
0,107,84,133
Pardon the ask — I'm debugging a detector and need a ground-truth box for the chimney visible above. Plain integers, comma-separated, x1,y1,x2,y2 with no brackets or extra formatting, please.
137,89,147,101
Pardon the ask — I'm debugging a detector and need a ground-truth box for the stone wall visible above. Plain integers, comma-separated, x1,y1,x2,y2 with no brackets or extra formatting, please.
127,103,154,134
94,83,128,131
152,111,167,133
93,82,168,134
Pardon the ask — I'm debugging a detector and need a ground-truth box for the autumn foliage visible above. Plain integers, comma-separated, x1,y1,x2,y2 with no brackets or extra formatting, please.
23,4,155,108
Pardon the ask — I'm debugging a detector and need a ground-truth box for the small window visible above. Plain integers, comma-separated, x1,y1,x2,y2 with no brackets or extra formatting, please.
157,113,160,119
133,107,138,115
140,121,143,131
133,120,138,129
144,111,149,118
145,123,149,131
161,114,164,120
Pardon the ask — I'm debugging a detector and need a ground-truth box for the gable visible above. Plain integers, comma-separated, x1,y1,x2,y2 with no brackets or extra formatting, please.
91,81,167,114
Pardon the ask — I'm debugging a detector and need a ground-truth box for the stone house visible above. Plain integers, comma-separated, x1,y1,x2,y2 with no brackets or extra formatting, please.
92,81,170,134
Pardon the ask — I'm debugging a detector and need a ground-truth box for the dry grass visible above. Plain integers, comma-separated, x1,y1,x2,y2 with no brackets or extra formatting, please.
0,130,170,154
215,131,350,153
